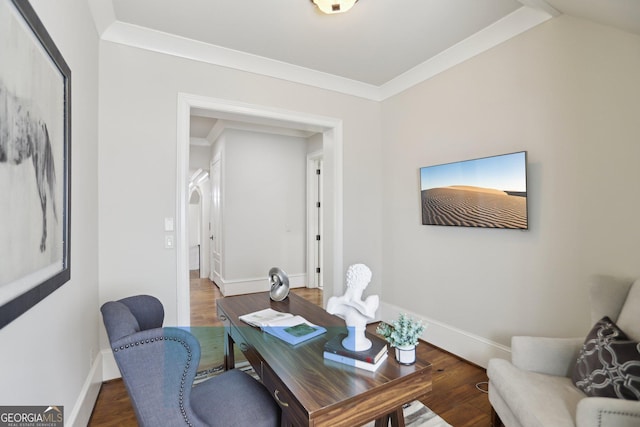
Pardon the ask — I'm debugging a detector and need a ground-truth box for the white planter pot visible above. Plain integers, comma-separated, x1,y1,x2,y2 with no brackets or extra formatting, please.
394,345,416,365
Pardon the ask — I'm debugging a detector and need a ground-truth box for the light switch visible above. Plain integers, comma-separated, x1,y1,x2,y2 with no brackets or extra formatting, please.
164,217,174,231
165,234,174,249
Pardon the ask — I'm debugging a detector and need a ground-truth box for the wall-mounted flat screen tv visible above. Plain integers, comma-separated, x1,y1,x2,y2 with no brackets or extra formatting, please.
420,151,528,229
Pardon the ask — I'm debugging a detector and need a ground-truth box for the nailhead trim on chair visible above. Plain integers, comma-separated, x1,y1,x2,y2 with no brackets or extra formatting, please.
598,410,640,427
598,409,640,426
113,334,196,426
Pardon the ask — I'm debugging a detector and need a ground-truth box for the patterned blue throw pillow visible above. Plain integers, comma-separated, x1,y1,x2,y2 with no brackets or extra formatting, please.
572,316,640,400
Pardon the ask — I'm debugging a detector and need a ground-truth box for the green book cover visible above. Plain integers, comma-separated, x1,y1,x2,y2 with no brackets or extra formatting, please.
284,323,318,337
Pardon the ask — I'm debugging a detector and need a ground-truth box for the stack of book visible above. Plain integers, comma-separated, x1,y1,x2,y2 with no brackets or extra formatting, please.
323,333,388,371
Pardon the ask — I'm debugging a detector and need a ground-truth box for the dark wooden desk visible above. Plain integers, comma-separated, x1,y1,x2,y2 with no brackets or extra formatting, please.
217,292,432,427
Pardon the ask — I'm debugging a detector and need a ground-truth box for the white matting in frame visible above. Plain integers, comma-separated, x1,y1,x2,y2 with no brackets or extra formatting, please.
0,0,71,328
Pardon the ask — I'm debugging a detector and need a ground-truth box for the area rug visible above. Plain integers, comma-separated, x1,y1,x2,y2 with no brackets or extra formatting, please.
363,400,452,427
195,361,452,427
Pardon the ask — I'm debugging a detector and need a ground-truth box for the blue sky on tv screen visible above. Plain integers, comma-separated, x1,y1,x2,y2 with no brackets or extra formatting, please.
420,152,526,192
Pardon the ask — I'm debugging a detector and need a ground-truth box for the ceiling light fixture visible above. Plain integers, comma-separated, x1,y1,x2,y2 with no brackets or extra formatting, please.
311,0,358,15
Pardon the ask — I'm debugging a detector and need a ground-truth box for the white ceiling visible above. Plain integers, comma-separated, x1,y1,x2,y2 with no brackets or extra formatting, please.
110,0,526,86
95,0,639,90
89,0,640,137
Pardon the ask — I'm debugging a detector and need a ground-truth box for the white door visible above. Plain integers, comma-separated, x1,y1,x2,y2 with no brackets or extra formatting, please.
315,158,323,289
307,152,323,288
209,155,222,282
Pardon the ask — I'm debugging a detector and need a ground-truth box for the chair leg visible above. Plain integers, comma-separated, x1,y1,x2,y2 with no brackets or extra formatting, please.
491,406,503,427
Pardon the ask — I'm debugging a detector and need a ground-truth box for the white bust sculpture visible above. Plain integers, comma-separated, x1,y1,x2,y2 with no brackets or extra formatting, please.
327,264,379,351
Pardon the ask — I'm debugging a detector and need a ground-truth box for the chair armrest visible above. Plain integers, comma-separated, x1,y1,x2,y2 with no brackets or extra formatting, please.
577,397,640,427
511,336,583,377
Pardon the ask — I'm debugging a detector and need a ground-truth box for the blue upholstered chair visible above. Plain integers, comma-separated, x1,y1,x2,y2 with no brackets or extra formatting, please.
101,295,280,427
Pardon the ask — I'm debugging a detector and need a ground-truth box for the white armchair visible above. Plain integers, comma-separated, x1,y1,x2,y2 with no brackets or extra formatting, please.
487,276,640,427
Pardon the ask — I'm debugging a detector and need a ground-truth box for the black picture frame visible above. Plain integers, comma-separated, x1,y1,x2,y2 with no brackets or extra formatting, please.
0,0,71,328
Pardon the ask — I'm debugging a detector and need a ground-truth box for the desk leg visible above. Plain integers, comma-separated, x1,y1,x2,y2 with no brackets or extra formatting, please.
223,330,235,371
374,416,389,427
374,408,405,427
389,408,405,427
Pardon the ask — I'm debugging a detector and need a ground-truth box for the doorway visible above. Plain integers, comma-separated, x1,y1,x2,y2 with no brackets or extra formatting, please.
209,153,221,284
176,94,344,327
307,150,323,289
188,188,202,275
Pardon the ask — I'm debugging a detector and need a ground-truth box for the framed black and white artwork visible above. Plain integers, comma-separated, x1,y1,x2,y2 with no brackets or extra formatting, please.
0,0,71,328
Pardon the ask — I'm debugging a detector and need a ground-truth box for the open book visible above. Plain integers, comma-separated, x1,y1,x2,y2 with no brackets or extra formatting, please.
239,308,293,327
239,308,327,345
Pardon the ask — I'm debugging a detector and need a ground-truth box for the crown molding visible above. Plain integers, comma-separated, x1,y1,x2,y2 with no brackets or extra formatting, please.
100,21,381,101
218,120,317,139
87,0,116,36
94,6,553,102
379,6,553,99
516,0,561,17
189,137,211,147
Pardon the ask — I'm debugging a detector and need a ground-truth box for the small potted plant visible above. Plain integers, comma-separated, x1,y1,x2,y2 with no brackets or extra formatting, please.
376,314,425,365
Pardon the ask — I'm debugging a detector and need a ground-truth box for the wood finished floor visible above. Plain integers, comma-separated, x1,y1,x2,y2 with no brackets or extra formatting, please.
89,274,491,427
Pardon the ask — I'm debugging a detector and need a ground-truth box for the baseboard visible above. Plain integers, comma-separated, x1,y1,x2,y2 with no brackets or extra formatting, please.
379,302,510,369
67,351,103,427
102,349,120,381
216,273,306,296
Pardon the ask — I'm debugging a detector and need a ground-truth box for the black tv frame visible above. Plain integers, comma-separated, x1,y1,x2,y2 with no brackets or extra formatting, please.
419,151,528,230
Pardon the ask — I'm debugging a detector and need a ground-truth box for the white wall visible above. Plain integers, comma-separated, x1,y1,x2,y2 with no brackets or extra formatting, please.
0,11,624,420
96,5,639,374
197,179,211,278
98,42,383,327
190,145,211,171
0,0,100,425
380,16,640,366
307,133,323,154
189,145,212,278
188,192,200,247
222,129,307,281
188,196,200,267
10,3,638,423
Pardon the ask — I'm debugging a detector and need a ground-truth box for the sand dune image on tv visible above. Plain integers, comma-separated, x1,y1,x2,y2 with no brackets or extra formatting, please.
420,152,528,230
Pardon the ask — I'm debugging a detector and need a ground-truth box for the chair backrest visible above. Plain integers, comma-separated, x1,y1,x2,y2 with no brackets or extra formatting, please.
101,296,206,427
590,275,640,340
616,278,640,341
101,295,164,344
589,275,633,324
